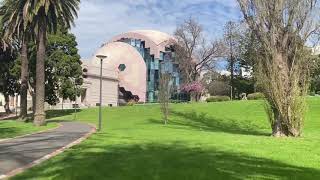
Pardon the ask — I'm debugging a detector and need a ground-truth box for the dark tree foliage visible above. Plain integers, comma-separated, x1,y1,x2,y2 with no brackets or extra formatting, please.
29,28,82,106
310,55,320,94
0,46,20,113
233,76,255,97
202,71,254,98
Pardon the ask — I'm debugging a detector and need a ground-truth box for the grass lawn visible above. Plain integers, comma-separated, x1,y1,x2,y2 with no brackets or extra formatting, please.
0,120,57,140
11,98,320,180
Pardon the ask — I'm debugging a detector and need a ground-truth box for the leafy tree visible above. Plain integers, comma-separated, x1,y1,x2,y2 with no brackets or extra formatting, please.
224,21,242,100
181,81,205,102
233,76,255,98
0,46,19,114
202,72,231,96
28,28,82,107
310,55,320,94
238,0,318,137
0,0,32,120
15,0,80,126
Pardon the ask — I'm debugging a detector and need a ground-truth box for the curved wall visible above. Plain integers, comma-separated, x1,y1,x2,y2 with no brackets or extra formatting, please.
92,42,147,102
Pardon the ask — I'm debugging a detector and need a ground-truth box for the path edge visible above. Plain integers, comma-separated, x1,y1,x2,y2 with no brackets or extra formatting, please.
0,123,63,143
0,123,97,179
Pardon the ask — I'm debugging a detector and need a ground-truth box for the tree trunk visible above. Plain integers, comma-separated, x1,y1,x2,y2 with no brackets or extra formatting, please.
32,91,36,117
34,25,47,126
4,94,11,114
230,56,235,100
20,38,29,121
190,92,197,102
272,108,285,137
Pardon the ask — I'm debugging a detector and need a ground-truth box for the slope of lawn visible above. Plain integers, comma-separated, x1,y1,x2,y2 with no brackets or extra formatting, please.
12,98,320,180
0,120,58,139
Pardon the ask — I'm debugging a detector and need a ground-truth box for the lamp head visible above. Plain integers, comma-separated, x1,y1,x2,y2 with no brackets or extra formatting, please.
96,54,108,60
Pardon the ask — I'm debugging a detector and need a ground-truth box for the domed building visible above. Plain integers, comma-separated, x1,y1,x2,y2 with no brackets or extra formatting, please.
80,30,181,107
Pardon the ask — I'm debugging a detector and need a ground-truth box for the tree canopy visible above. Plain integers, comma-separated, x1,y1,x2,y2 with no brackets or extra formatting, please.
28,28,83,106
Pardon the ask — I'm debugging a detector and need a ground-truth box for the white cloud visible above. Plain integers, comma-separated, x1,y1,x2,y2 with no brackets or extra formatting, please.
72,0,241,59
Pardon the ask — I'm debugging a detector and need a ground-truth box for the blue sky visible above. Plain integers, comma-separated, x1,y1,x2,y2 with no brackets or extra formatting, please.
71,0,242,59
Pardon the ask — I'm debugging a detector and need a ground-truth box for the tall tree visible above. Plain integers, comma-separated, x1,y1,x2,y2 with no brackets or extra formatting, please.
20,0,80,126
159,73,171,125
0,0,32,120
238,0,319,137
309,54,320,94
28,28,83,107
0,45,19,114
224,21,242,100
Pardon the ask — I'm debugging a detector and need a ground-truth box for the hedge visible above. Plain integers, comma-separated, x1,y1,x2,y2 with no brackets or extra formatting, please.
247,92,265,100
206,96,230,102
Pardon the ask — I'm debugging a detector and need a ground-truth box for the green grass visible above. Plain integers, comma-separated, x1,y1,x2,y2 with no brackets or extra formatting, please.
0,120,58,139
11,98,320,180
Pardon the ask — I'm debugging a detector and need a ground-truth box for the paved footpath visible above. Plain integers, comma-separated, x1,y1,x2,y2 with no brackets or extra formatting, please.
0,122,94,178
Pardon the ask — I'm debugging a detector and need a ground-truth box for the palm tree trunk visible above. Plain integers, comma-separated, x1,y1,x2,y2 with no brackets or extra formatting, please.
20,37,28,121
34,25,47,126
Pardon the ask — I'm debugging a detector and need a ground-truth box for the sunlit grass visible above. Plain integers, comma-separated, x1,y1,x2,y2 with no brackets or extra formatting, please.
12,98,320,180
0,120,57,139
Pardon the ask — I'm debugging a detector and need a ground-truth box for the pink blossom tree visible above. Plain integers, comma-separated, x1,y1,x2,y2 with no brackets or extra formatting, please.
181,81,205,102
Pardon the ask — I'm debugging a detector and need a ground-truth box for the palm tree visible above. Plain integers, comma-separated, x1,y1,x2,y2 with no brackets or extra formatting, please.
3,0,80,126
0,0,31,121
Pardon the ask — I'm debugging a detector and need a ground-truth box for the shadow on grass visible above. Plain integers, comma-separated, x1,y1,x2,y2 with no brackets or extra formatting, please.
2,109,81,122
12,139,320,180
46,109,82,120
149,110,269,136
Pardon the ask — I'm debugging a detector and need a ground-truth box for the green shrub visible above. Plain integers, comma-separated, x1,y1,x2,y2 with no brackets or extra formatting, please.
316,91,320,95
247,92,265,100
206,96,230,102
310,92,316,96
170,100,188,104
136,102,145,104
126,100,136,106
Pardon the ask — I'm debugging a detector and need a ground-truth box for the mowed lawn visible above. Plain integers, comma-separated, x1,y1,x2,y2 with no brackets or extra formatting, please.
0,120,57,140
12,98,320,180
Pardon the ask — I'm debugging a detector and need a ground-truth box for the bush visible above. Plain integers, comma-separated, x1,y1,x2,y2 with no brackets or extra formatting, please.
206,96,230,102
316,91,320,95
310,92,316,96
247,92,265,100
126,100,136,106
170,100,188,104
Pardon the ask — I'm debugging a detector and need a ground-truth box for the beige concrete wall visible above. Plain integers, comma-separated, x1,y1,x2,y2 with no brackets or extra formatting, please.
82,59,119,107
85,76,119,107
0,93,4,106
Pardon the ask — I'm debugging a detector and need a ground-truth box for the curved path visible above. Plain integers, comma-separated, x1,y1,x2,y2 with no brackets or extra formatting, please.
0,122,95,178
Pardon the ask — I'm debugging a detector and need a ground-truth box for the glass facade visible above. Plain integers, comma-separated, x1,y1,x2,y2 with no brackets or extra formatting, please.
118,38,181,102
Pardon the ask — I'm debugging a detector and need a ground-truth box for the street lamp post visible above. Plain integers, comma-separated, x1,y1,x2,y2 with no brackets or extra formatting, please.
72,78,77,121
96,54,107,131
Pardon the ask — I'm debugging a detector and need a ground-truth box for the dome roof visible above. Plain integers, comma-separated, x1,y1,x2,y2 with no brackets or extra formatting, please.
127,30,174,45
110,30,176,58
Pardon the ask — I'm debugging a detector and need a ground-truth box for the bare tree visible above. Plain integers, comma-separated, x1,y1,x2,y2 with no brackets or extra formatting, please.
238,0,319,137
174,18,225,83
159,73,171,125
224,21,243,100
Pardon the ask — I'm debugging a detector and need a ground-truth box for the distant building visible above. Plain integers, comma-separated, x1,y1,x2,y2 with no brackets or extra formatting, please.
81,30,181,107
0,30,182,111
